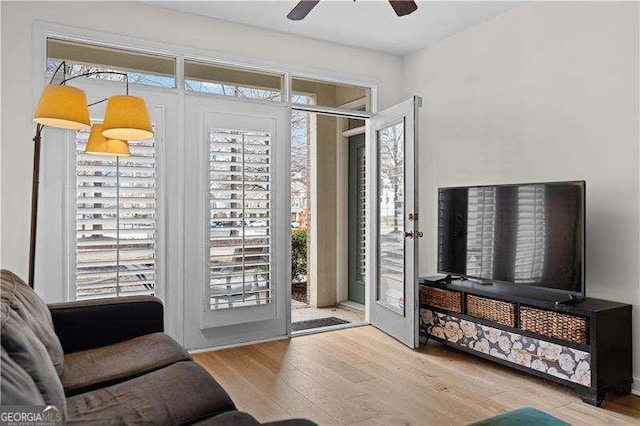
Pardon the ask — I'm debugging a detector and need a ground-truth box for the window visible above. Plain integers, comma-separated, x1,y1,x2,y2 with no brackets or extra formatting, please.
75,127,157,300
209,128,272,309
47,38,176,88
292,77,371,111
185,60,283,101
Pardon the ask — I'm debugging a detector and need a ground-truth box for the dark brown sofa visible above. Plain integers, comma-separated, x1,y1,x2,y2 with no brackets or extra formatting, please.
0,269,314,425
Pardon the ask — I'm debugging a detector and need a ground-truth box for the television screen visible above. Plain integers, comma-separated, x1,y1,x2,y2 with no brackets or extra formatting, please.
438,181,585,295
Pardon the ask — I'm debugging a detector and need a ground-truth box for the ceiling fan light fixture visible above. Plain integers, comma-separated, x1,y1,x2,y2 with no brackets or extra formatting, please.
286,0,418,21
389,0,419,17
287,0,321,21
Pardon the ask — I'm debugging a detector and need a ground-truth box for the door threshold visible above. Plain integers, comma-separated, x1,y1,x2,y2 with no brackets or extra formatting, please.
338,300,365,312
291,321,369,337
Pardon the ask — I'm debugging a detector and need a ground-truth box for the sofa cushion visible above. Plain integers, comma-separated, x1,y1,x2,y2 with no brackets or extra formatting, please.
0,347,45,405
67,361,235,425
0,269,64,375
62,332,191,396
1,302,66,414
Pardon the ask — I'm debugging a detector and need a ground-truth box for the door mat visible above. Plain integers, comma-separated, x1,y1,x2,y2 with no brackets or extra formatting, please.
292,317,350,332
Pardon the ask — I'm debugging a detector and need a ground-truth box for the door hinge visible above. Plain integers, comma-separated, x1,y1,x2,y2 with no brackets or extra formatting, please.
404,230,424,239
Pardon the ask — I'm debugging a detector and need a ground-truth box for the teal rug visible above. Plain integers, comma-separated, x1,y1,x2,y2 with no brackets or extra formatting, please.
469,407,570,426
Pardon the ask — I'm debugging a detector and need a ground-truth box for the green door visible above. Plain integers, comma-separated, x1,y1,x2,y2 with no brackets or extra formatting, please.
348,134,366,304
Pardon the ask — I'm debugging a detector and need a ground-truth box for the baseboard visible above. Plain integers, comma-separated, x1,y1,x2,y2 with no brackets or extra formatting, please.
632,377,640,396
188,335,289,354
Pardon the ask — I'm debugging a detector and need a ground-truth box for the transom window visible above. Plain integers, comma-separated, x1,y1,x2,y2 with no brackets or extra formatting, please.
47,38,176,88
292,76,371,111
185,60,283,101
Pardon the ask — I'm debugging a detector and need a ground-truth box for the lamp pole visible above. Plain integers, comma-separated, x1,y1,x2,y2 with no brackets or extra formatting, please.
28,124,44,288
28,63,129,288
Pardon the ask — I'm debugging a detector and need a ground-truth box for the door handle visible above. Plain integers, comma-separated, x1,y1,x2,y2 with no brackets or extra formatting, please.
404,231,424,239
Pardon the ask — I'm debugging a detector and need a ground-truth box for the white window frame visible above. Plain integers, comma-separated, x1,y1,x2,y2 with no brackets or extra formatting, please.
63,82,167,303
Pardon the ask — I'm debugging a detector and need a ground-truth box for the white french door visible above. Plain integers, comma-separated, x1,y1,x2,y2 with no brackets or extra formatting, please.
183,95,290,350
367,96,421,348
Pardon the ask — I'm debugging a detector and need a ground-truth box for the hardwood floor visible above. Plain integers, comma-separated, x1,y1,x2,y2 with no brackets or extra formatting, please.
193,325,640,425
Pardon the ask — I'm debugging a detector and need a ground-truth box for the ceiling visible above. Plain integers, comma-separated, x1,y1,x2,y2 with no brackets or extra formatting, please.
147,1,525,56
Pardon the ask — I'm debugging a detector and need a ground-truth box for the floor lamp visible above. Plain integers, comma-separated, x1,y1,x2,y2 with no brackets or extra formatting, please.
29,61,153,288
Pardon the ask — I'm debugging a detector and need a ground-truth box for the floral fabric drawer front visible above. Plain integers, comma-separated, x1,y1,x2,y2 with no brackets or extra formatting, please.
420,309,591,387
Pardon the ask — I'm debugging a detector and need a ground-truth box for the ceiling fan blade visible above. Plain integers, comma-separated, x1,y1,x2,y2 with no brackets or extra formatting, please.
287,0,321,21
388,0,418,17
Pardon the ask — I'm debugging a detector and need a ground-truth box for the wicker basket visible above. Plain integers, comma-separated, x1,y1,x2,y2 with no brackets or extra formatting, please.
420,286,461,313
520,306,588,345
467,295,516,327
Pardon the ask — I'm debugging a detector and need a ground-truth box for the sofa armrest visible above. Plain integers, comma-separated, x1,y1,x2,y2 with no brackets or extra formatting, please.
48,296,164,353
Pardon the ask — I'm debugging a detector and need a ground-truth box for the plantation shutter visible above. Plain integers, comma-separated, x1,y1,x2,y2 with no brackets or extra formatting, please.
355,145,367,282
75,127,157,300
209,128,272,309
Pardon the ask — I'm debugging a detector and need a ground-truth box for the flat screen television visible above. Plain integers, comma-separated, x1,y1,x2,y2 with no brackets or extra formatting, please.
438,181,585,296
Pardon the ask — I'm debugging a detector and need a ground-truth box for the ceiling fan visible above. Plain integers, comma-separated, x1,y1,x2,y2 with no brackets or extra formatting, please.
287,0,418,21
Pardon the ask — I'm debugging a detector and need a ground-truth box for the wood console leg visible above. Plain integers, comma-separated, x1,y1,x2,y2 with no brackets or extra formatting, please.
578,388,606,407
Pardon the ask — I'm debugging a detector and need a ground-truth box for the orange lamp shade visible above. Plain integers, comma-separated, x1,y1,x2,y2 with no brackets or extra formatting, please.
85,124,130,157
101,95,153,141
33,85,91,130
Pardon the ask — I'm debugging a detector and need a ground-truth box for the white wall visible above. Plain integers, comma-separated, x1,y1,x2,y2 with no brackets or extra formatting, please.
0,1,403,278
404,1,640,390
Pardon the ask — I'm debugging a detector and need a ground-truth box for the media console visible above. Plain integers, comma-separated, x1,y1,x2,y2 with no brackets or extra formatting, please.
419,277,632,406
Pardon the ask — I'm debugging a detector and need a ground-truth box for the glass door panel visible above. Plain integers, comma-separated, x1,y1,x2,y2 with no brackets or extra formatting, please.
376,120,406,314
